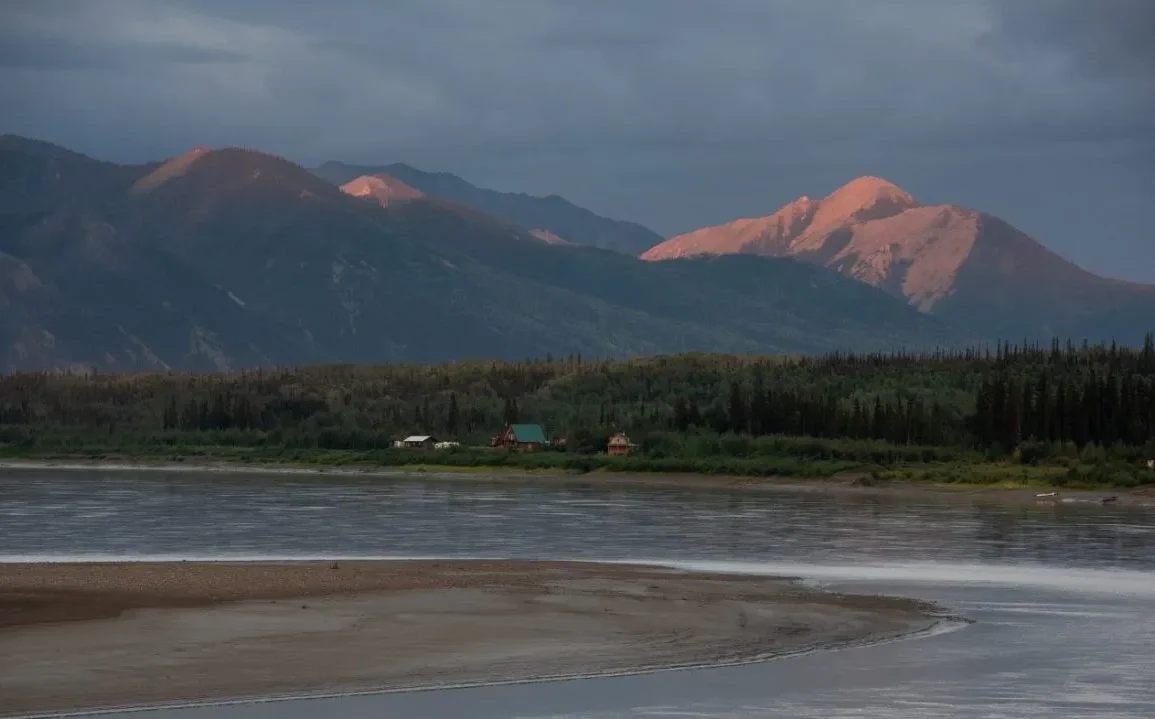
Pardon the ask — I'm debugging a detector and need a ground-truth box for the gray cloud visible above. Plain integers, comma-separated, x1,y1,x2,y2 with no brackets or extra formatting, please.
0,0,1151,281
0,34,247,70
990,0,1155,81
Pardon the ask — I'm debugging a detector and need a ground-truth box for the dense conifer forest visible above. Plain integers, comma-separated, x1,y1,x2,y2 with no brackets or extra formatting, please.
2,338,1155,487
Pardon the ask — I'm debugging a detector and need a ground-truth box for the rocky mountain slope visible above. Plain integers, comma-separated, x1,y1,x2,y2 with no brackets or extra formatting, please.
643,177,1155,342
0,137,947,372
314,161,662,254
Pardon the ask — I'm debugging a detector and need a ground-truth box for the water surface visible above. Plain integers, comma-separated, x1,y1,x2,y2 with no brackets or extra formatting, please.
2,469,1154,718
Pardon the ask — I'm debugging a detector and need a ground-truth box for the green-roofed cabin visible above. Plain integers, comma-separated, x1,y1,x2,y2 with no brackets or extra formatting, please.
500,423,548,451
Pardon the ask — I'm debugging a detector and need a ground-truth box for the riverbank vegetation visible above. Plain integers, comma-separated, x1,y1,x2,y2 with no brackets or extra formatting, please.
2,338,1154,489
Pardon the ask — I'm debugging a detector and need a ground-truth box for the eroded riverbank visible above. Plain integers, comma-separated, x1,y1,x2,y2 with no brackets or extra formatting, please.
0,560,941,717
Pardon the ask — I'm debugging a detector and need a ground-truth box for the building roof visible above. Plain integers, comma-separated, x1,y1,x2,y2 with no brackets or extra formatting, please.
402,435,434,443
508,424,547,443
608,433,630,446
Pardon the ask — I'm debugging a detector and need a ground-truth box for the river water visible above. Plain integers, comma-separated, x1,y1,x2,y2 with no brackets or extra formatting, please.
3,469,1155,718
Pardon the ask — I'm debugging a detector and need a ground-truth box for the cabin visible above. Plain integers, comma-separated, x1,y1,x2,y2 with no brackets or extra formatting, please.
400,435,436,450
498,424,547,451
607,433,634,457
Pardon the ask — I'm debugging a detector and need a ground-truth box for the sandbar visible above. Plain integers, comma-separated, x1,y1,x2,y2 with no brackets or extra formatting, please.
0,560,941,717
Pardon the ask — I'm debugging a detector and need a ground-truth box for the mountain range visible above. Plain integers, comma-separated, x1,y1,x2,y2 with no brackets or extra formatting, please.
2,134,1150,372
0,135,946,372
643,176,1155,343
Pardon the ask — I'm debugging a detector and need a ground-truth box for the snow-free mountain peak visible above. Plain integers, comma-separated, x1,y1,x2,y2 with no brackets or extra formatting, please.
340,174,425,207
643,176,1155,340
813,175,920,227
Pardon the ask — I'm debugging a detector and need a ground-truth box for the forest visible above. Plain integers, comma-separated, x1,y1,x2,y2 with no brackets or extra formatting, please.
2,337,1155,488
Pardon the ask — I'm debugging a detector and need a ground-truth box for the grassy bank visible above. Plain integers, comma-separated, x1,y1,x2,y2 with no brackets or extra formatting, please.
0,443,859,478
2,438,1153,492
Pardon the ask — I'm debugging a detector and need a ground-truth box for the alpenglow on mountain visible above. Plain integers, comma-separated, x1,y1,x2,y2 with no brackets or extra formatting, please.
313,161,662,254
337,173,567,246
642,176,1155,343
0,135,946,372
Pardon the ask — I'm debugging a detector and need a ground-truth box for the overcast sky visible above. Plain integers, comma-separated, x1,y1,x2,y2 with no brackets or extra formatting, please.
2,0,1153,280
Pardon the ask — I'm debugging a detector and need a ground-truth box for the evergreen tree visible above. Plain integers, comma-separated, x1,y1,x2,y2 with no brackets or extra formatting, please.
727,380,746,434
447,392,459,435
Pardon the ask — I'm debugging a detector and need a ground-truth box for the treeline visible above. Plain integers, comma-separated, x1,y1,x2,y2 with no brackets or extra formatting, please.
1,338,1154,462
974,370,1155,451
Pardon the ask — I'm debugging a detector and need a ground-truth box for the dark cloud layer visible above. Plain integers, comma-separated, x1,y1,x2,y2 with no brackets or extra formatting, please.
992,0,1155,81
0,33,247,70
1,0,1151,280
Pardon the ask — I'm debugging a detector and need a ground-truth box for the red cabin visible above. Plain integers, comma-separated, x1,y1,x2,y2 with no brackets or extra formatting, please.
607,433,633,456
500,424,547,451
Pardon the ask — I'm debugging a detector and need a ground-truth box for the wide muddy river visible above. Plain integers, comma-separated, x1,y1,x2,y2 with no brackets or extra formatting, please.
3,469,1155,718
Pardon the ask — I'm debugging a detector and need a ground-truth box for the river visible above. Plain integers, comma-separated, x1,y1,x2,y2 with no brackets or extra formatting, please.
3,468,1155,718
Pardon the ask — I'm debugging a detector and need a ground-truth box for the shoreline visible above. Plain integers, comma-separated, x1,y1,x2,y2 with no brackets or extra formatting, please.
0,560,948,717
1,457,1151,507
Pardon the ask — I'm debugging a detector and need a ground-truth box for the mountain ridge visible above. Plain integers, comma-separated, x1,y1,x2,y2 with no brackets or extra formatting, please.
643,176,1155,342
314,160,664,254
339,173,571,247
0,137,949,371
